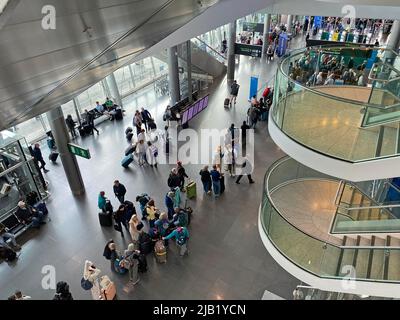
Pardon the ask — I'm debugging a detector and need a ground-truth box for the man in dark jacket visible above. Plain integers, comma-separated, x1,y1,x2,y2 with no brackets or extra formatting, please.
167,169,181,190
230,80,240,106
113,180,127,204
176,161,189,191
15,201,45,229
32,143,49,173
140,107,153,131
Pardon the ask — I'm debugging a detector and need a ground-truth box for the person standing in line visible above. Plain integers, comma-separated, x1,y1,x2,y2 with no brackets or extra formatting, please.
230,80,240,106
113,180,127,204
145,199,158,228
113,206,126,238
136,140,147,166
98,191,107,213
147,141,158,168
167,168,181,190
141,107,153,131
235,157,255,184
176,161,189,191
53,281,73,300
199,165,212,195
65,115,77,139
82,260,102,300
122,243,140,284
162,226,190,257
210,165,221,198
241,121,250,150
165,191,175,221
128,215,140,249
32,143,49,173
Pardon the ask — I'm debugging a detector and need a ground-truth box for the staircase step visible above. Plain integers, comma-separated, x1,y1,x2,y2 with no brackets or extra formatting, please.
337,237,356,276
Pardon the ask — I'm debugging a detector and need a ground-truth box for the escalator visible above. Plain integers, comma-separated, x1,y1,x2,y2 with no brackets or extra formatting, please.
154,37,227,79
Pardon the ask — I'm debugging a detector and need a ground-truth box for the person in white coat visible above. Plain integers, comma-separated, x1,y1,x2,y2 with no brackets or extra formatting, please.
83,260,102,300
224,144,237,177
129,214,140,249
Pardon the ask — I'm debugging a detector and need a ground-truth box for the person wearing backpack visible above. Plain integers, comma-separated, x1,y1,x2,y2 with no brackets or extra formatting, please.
122,243,141,284
172,207,188,228
82,260,102,300
136,193,150,218
163,226,190,257
53,281,73,300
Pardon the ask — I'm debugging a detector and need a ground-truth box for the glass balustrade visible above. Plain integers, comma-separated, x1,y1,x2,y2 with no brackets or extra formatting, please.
272,45,400,162
261,157,400,283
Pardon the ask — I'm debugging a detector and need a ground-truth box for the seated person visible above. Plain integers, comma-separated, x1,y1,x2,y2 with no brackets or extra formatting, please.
0,224,21,251
15,201,46,229
95,101,105,114
104,97,115,111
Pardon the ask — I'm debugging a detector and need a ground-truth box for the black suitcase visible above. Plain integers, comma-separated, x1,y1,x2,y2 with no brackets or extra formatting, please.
79,126,86,137
125,144,136,156
126,132,134,142
49,152,59,163
84,124,92,135
115,109,123,120
139,232,153,255
98,211,112,227
0,247,17,262
224,98,230,108
220,174,225,194
148,121,157,130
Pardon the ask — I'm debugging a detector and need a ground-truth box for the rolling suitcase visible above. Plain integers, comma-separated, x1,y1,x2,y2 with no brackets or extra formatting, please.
79,126,86,137
121,154,134,168
49,152,59,163
115,109,123,120
224,98,230,108
148,120,157,130
125,144,136,156
99,211,112,227
186,181,197,199
154,240,167,263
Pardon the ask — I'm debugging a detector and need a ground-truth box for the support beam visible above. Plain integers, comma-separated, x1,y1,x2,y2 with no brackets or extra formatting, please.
262,14,271,57
287,15,293,34
227,21,236,83
186,40,193,103
106,73,123,107
46,106,85,196
167,45,181,105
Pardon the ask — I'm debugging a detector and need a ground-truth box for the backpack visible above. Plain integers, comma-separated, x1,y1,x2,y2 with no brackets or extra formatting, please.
176,229,186,246
80,277,93,290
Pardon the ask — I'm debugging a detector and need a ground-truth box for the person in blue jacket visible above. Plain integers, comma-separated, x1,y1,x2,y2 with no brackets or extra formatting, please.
165,191,175,220
163,226,189,256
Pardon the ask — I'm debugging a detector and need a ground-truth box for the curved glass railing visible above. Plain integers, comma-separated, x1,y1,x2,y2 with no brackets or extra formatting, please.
272,46,400,163
261,157,400,283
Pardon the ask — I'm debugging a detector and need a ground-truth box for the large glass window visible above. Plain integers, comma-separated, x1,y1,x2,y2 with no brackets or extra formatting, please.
12,116,48,144
114,65,135,96
77,82,107,111
61,100,77,121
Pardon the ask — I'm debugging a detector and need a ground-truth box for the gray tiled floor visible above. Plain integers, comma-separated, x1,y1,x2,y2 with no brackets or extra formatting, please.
0,36,308,300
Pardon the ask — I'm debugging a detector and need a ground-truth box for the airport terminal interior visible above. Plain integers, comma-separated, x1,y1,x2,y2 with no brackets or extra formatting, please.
1,0,400,300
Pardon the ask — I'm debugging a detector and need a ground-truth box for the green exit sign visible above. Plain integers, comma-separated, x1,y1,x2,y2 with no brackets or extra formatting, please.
67,143,91,159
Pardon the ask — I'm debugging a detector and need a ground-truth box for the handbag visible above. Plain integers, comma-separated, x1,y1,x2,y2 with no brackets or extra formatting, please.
80,277,93,290
114,224,122,232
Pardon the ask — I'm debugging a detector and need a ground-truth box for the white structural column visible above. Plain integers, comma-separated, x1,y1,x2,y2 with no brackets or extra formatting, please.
106,73,123,107
167,45,181,105
227,21,236,83
46,106,85,196
262,14,271,57
287,14,293,34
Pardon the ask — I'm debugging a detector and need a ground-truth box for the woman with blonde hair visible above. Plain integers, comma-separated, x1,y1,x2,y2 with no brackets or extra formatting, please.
129,214,140,249
82,260,102,300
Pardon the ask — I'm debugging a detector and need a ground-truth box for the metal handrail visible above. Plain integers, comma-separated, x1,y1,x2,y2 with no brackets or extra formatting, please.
193,37,227,61
279,45,400,110
345,204,400,211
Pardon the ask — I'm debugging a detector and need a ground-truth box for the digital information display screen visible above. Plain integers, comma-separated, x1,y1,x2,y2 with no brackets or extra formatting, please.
181,95,210,124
